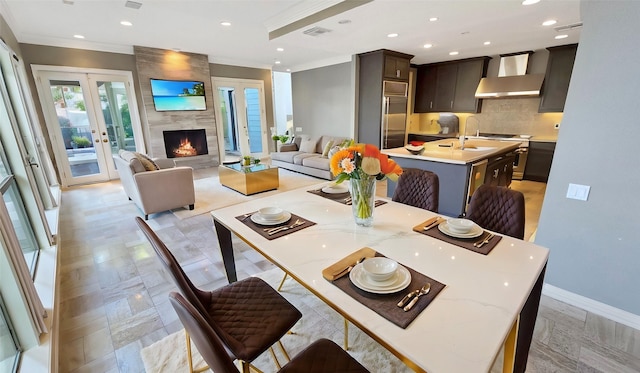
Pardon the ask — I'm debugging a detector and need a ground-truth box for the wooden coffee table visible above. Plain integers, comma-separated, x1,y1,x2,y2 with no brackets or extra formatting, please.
218,163,279,195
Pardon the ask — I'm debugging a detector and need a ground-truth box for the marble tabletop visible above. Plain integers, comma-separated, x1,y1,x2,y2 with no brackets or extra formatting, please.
210,182,549,372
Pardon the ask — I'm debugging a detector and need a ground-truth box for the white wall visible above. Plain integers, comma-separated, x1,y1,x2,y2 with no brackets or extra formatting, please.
536,0,640,315
291,62,355,140
272,71,293,136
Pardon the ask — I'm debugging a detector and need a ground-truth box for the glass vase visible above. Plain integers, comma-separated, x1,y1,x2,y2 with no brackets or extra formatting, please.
349,175,376,227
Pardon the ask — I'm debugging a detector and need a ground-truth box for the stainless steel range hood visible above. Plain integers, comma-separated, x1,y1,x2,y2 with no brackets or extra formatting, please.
475,53,544,98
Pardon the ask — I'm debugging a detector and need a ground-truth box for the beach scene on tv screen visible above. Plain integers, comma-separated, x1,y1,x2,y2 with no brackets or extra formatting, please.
151,79,206,111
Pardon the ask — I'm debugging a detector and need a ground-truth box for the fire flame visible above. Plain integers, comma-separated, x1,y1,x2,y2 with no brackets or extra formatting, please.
173,138,198,157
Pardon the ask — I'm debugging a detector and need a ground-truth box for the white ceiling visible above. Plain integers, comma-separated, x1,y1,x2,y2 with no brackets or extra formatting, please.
0,0,582,72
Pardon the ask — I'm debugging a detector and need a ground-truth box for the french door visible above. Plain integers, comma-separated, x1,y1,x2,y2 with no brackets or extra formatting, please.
212,78,268,160
34,68,143,187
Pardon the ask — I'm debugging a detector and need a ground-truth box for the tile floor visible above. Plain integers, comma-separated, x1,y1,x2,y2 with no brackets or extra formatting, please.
55,170,640,372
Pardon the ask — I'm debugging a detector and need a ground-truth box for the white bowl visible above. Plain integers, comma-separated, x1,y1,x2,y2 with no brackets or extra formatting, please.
446,218,475,234
258,207,284,221
362,257,398,282
405,144,424,155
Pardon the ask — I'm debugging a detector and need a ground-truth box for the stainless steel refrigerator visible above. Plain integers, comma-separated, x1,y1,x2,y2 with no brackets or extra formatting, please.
381,81,408,149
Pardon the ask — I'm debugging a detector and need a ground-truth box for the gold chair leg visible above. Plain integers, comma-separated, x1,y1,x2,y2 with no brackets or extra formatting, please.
248,362,264,373
185,331,210,373
277,340,291,362
268,346,282,370
344,318,349,350
240,360,251,373
277,273,288,291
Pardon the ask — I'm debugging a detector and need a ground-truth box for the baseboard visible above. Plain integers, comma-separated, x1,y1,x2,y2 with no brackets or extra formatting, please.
543,284,640,330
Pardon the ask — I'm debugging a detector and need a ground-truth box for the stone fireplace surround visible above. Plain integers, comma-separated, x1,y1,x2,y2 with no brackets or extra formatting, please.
134,46,219,169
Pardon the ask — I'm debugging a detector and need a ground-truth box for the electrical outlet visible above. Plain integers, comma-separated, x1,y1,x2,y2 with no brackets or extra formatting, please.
295,127,302,132
554,123,560,129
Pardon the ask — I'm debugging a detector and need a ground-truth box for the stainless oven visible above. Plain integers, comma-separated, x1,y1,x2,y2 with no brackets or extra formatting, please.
512,144,529,180
470,134,529,180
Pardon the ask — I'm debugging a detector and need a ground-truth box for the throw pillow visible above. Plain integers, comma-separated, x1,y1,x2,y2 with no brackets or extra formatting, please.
321,140,334,158
299,138,317,153
133,152,159,171
328,145,341,159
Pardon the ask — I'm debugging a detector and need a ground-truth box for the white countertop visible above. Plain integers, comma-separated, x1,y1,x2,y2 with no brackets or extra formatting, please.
383,139,521,165
210,184,549,372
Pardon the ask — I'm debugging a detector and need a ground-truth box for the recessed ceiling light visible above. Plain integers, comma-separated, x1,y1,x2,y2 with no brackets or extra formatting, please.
423,43,433,49
449,51,459,56
542,20,557,26
120,20,133,26
220,21,231,26
429,17,438,22
73,34,85,39
522,0,540,5
387,33,398,38
286,69,291,72
338,19,351,24
555,34,569,39
275,60,281,64
484,41,491,45
276,47,284,52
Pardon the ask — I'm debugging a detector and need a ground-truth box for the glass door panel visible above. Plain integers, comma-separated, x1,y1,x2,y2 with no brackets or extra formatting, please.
35,69,144,187
212,78,268,161
244,87,264,153
1,176,39,274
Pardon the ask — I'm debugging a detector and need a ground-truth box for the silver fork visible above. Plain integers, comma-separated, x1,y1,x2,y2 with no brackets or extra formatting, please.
267,219,304,235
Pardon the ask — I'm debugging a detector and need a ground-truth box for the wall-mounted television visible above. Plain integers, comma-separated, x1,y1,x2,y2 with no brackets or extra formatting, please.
150,78,206,111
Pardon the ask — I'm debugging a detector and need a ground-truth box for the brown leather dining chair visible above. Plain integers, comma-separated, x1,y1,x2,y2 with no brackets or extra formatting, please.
169,291,370,373
392,168,439,212
135,217,302,373
465,184,525,239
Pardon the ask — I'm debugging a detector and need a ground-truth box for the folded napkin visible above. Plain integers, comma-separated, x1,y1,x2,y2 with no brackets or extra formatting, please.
322,247,377,281
413,219,502,255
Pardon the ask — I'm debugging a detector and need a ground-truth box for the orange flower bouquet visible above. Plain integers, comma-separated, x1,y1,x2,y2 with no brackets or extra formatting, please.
330,143,402,226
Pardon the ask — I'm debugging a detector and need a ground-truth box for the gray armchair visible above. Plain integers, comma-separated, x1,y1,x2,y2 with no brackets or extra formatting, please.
114,150,195,219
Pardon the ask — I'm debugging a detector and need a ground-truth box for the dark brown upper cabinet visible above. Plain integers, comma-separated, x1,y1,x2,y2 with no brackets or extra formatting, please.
384,54,411,81
414,57,490,113
539,44,578,113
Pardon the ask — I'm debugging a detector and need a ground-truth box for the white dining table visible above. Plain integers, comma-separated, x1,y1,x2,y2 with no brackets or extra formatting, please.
210,183,549,373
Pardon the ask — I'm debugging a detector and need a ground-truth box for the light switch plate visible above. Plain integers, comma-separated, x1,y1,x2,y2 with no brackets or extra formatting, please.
295,127,302,132
566,183,590,201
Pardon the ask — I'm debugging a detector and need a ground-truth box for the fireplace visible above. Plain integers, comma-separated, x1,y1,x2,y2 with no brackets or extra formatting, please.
163,129,208,158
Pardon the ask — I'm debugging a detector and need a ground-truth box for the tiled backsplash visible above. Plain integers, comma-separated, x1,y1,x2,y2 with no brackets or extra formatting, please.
409,98,562,138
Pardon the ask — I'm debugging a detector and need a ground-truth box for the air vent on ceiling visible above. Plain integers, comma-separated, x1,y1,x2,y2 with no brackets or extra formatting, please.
554,22,583,32
303,27,332,37
125,1,143,9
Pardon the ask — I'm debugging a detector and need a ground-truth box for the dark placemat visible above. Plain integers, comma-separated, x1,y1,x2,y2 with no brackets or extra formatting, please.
413,220,502,255
236,212,316,240
307,188,388,208
329,252,446,329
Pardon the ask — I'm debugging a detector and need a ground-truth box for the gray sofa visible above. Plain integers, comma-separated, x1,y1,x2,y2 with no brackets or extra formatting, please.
114,150,195,219
270,135,347,180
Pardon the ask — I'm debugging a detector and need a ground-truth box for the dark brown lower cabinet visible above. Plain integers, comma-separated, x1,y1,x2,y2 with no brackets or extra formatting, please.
485,153,515,187
523,142,556,182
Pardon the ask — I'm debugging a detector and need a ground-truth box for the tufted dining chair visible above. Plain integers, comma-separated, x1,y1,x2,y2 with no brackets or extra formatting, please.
169,292,370,373
465,184,525,239
135,217,302,373
392,168,439,212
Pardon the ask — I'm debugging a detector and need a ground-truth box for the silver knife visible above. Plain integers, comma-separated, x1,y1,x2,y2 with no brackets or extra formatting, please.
475,233,495,248
397,289,419,307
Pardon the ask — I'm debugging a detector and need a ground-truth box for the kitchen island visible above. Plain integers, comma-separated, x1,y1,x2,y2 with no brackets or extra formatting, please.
383,138,521,217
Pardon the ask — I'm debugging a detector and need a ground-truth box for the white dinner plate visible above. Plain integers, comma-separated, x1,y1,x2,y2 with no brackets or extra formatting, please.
321,185,349,194
251,211,292,226
349,264,411,294
438,221,483,238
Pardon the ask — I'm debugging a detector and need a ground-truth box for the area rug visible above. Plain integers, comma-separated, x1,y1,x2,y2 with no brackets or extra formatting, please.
140,267,412,372
172,168,323,220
